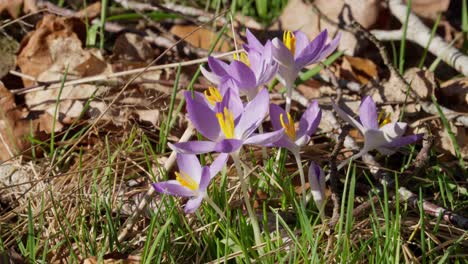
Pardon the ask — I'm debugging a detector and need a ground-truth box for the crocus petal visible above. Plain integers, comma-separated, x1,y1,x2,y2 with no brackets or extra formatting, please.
317,32,342,61
208,56,229,76
244,129,285,146
216,88,243,119
209,153,229,178
169,141,217,155
266,134,297,151
235,88,269,139
185,92,220,141
255,41,279,85
244,28,264,53
200,65,222,85
308,162,326,208
198,166,211,191
331,100,364,132
295,30,328,68
184,195,204,213
176,153,202,184
214,139,243,153
359,96,379,130
382,133,423,148
227,60,257,91
362,129,388,152
295,134,310,148
272,38,295,68
297,100,322,139
293,30,310,57
271,38,298,88
191,91,212,108
380,122,407,138
269,103,287,131
153,181,194,197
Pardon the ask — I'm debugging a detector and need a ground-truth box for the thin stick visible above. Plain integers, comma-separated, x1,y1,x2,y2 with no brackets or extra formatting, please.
11,50,239,95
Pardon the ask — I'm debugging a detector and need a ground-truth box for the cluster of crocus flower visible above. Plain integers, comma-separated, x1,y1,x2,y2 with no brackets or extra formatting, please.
152,28,422,241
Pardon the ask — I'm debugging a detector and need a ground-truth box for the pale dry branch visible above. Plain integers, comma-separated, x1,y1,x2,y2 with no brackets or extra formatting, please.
371,0,468,76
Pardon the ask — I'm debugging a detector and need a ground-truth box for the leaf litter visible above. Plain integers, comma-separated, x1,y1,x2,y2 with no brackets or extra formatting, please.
0,0,467,262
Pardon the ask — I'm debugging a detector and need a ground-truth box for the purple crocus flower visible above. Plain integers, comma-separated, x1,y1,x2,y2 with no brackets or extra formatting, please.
200,34,278,98
170,88,284,154
152,153,228,213
269,101,322,154
332,96,423,156
272,29,341,91
243,29,264,55
308,162,326,209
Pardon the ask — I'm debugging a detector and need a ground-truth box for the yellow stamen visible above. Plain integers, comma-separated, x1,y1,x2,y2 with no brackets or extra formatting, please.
204,87,223,105
283,31,296,56
233,52,250,66
280,112,296,140
176,171,199,191
378,110,391,127
216,107,235,139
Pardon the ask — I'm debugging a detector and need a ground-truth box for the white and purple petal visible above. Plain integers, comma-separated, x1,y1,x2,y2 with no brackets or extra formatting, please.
185,92,220,141
294,30,328,68
331,100,364,132
359,96,379,130
176,153,202,184
235,88,269,139
209,153,229,178
184,195,204,213
293,30,310,58
244,129,285,146
214,139,243,153
152,181,194,197
169,141,218,155
297,100,322,139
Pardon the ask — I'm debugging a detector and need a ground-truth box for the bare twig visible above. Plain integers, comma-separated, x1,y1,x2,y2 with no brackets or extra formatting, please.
362,138,468,230
10,50,239,95
328,126,349,228
372,0,468,76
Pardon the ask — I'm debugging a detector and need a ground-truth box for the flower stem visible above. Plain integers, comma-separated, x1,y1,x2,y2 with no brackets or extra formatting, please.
231,150,263,253
285,84,293,114
293,151,307,206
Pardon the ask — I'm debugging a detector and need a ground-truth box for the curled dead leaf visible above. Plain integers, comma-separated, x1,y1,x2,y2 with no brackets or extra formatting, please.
404,67,436,100
439,77,468,112
407,0,450,20
340,55,378,85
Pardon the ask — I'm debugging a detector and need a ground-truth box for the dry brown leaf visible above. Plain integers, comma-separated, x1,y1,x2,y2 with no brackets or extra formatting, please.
113,33,157,62
0,0,23,18
407,0,450,20
77,1,101,19
340,55,378,85
17,15,87,86
403,67,436,100
434,121,468,158
170,25,230,52
277,0,381,55
0,82,54,161
439,77,468,112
